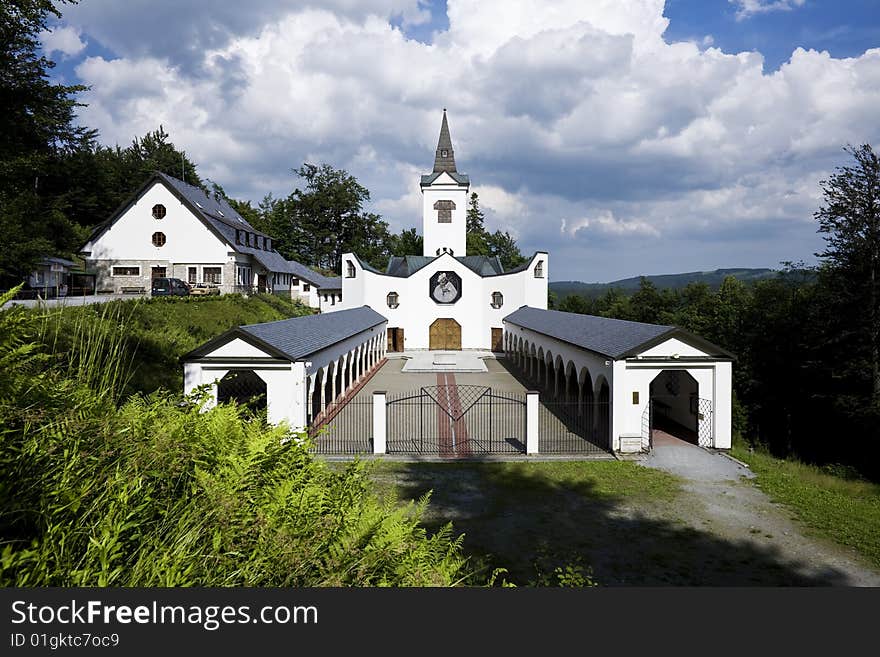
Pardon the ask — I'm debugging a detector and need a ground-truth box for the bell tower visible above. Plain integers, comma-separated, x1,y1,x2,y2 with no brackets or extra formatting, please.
421,110,469,257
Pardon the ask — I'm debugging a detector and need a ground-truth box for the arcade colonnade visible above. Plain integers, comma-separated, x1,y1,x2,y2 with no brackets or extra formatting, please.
306,329,387,425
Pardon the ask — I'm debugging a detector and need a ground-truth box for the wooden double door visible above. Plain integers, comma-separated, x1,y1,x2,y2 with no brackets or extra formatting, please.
429,318,461,350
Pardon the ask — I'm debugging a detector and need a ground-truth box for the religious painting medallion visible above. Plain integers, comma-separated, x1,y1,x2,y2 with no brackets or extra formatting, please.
429,271,462,304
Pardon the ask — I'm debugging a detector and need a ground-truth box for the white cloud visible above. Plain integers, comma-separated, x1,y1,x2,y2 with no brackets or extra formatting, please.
40,24,87,58
730,0,806,21
62,0,880,280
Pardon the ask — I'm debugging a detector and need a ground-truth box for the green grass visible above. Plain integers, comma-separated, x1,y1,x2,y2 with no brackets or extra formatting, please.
366,460,683,585
35,294,314,395
731,444,880,569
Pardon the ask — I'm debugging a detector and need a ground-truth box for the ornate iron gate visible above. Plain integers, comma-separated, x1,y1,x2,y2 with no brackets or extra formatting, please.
386,385,526,456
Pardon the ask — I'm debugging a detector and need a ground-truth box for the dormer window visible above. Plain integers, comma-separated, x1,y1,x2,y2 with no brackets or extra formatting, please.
434,199,455,223
387,292,399,309
152,204,166,219
346,261,356,278
491,291,503,309
266,238,271,251
534,261,544,278
236,230,243,245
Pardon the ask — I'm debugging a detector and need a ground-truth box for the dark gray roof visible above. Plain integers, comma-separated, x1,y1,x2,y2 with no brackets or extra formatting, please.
420,171,470,187
157,172,268,238
504,306,677,359
384,254,505,278
184,306,387,362
284,259,340,290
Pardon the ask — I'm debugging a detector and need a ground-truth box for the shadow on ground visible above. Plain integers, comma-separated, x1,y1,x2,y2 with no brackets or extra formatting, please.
373,461,854,586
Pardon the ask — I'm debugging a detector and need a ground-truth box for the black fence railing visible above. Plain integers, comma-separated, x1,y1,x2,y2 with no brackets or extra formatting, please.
387,386,526,456
310,398,373,454
538,399,610,454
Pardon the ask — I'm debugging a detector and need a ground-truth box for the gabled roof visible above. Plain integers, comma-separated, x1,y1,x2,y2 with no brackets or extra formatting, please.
82,172,336,279
284,259,340,290
382,254,518,278
419,171,470,187
182,306,386,362
503,306,733,360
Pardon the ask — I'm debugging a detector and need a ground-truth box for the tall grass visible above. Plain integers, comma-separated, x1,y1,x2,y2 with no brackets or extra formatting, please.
0,289,470,586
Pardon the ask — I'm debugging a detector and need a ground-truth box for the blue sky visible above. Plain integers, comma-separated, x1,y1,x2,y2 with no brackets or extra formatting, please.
40,1,880,282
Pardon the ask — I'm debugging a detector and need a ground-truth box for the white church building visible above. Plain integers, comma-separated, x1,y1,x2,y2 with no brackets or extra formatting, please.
334,111,548,351
183,112,733,456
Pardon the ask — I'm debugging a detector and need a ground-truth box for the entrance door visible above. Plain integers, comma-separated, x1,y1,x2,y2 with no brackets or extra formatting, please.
429,318,461,350
387,328,404,352
491,328,503,352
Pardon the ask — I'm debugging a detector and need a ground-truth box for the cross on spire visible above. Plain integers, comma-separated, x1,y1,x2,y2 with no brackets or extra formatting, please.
432,109,457,173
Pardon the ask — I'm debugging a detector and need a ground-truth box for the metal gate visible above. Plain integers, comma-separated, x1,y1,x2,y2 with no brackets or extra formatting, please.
386,385,526,456
642,396,714,449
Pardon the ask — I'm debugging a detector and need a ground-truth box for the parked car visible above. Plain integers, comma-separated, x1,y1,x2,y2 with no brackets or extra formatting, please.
151,277,190,297
189,282,221,296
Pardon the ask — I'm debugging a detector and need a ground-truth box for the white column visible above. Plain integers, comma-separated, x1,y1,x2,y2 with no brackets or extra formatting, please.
526,390,539,455
372,390,387,454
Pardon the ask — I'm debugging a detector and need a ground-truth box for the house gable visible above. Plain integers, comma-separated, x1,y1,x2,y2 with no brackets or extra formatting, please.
82,179,230,263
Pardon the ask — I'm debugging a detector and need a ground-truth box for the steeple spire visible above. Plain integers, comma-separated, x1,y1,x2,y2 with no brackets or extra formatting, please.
432,109,457,173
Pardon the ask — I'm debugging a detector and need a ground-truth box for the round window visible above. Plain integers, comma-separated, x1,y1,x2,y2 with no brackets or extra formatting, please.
152,232,166,247
152,204,166,219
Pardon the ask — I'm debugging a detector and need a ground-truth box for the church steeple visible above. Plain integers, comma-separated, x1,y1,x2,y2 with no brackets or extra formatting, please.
432,109,457,173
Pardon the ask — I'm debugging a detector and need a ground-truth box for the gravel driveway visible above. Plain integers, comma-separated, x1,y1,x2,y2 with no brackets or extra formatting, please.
641,431,880,586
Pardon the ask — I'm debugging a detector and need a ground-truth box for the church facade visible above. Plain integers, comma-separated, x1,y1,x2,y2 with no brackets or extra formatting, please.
332,111,548,351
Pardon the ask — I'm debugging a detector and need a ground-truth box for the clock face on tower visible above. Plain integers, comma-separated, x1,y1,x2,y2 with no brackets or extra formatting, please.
429,271,462,304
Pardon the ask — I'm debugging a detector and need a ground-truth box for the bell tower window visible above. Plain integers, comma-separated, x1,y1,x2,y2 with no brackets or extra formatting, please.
434,199,456,223
534,261,544,278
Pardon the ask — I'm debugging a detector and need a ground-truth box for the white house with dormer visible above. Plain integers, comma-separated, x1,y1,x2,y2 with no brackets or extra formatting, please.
79,172,341,309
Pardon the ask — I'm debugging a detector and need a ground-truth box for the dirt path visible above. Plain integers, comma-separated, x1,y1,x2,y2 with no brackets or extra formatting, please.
641,431,880,586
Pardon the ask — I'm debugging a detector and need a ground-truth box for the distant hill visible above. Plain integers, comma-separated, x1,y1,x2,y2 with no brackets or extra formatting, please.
550,268,778,299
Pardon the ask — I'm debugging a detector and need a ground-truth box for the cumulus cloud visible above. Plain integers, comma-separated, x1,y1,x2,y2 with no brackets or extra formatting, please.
730,0,806,21
61,0,880,280
40,24,87,58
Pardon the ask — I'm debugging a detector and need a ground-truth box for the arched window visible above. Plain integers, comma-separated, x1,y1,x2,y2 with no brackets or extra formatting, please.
152,232,166,247
491,291,503,309
534,261,544,278
152,204,166,219
346,261,356,278
387,291,399,309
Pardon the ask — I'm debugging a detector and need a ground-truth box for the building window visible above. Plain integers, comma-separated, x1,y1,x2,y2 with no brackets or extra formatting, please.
188,267,197,284
292,278,299,287
236,230,244,245
152,204,166,219
534,261,544,278
434,199,455,223
152,232,166,247
491,291,503,309
266,238,271,251
435,247,454,256
112,266,140,276
203,267,222,284
346,261,356,278
303,283,310,291
387,291,399,309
